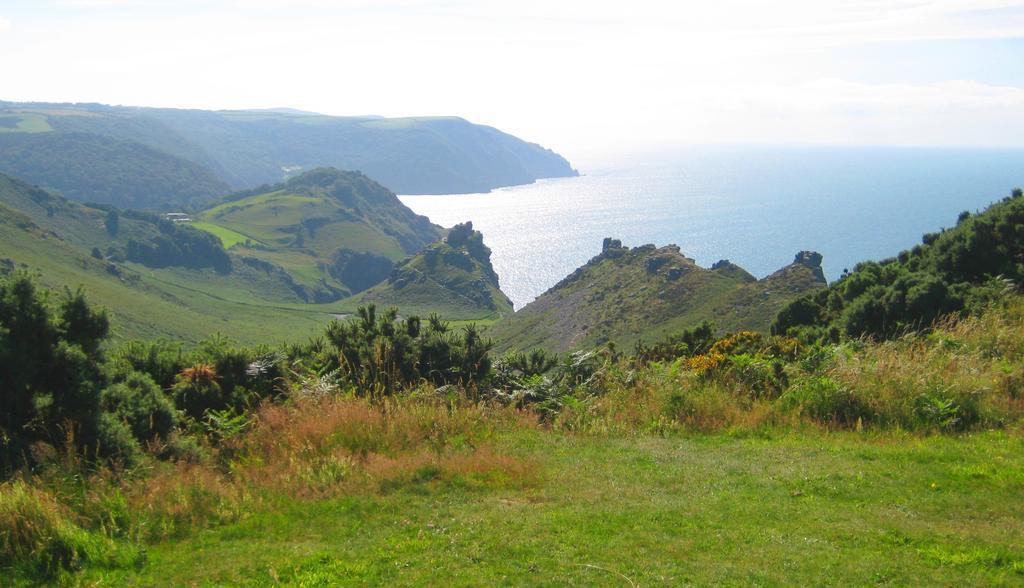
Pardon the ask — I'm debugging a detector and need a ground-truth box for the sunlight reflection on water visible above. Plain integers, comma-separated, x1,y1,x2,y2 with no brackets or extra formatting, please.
401,147,1024,309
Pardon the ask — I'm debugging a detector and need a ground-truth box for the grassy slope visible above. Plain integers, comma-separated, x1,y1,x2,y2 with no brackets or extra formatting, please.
0,170,498,342
0,112,53,133
0,211,344,344
189,221,253,248
491,244,826,352
194,169,440,297
0,174,349,344
88,429,1024,586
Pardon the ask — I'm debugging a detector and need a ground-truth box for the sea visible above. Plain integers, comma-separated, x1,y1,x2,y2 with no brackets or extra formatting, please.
399,146,1024,310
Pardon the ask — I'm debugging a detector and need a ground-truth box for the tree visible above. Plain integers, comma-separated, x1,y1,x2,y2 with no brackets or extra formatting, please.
105,209,120,237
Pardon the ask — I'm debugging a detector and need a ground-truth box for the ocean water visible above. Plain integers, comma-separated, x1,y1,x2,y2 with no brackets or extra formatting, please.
400,146,1024,310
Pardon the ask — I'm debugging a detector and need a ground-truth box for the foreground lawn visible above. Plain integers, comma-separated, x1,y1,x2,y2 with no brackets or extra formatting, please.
89,429,1024,586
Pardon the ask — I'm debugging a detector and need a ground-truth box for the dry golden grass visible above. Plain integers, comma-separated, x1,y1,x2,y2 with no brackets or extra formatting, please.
30,393,538,548
559,297,1024,435
231,394,535,497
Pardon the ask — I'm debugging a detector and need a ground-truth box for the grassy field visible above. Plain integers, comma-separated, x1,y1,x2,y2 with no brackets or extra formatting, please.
80,426,1024,586
0,112,54,133
190,221,257,249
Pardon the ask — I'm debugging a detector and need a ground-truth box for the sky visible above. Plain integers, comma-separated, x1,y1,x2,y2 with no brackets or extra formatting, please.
1,0,1024,165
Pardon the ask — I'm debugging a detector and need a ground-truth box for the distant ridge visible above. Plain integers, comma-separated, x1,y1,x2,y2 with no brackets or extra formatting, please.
0,100,578,207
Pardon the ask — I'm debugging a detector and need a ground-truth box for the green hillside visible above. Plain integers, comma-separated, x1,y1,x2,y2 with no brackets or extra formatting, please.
0,173,353,343
490,238,826,352
353,221,513,319
774,188,1024,341
194,168,441,300
0,168,508,342
0,102,578,207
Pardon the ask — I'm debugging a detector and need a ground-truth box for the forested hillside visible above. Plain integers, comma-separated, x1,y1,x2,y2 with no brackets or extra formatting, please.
0,132,228,210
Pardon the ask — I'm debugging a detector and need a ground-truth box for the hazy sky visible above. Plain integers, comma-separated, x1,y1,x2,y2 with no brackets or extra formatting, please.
2,0,1024,164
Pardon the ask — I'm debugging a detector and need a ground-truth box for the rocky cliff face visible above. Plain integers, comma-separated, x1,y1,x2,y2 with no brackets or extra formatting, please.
355,222,513,319
489,238,827,352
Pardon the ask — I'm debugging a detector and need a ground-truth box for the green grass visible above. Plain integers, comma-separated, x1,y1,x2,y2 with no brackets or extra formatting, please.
306,221,407,260
82,428,1024,586
203,192,409,259
190,221,256,249
0,113,53,133
203,191,321,218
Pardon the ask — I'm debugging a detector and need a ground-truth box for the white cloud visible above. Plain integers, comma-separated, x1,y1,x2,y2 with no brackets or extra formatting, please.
0,17,10,31
54,0,143,6
5,0,1024,158
651,79,1024,149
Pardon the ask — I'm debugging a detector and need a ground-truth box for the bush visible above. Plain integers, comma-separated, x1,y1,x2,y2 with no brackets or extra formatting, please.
171,365,228,421
101,372,179,443
95,414,142,466
158,433,208,464
774,188,1024,341
324,305,493,395
633,321,715,363
723,354,787,400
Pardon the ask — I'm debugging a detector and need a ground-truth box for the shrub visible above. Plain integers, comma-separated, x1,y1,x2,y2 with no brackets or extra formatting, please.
0,275,111,471
780,377,870,426
95,414,142,466
325,305,494,395
101,372,179,443
633,321,715,363
109,339,186,390
722,354,787,399
171,364,250,421
774,189,1024,341
158,432,207,464
913,388,983,432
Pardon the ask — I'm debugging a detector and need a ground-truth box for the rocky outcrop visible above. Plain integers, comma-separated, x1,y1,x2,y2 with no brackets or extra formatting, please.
361,223,513,317
793,250,826,283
